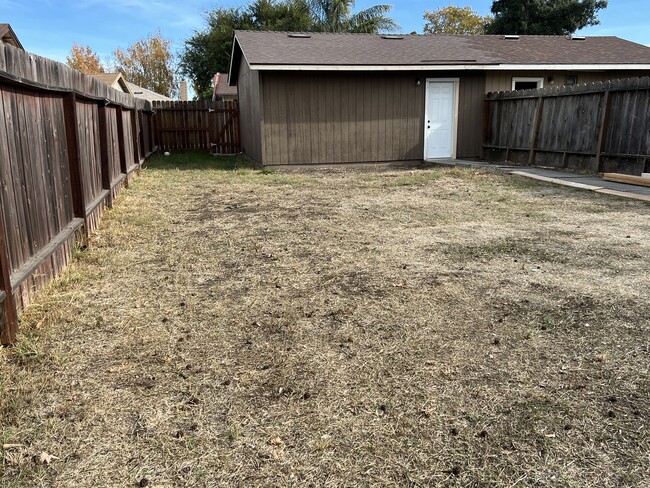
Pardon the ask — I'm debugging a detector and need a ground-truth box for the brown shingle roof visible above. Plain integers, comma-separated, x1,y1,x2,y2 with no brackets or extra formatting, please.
90,73,121,85
216,74,237,96
233,31,650,67
90,72,132,94
125,81,171,102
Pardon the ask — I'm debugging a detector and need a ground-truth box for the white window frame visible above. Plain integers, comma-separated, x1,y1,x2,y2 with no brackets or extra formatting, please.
512,77,545,90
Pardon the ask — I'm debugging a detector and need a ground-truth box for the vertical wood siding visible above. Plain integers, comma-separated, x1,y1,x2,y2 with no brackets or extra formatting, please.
238,59,262,162
457,72,486,159
258,71,486,164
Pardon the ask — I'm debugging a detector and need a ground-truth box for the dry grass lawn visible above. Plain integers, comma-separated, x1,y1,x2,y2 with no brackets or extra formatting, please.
1,153,649,487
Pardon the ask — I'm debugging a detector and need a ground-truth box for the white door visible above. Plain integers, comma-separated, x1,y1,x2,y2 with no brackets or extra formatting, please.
424,81,456,159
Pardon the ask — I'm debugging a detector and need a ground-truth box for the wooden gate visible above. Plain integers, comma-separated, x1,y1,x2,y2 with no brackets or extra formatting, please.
153,100,241,154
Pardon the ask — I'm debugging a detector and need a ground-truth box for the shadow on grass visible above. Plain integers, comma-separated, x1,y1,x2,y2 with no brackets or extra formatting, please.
145,151,259,171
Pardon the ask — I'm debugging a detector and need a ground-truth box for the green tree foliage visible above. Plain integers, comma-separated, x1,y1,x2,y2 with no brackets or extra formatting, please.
307,0,397,33
488,0,608,35
180,1,313,98
423,6,492,35
113,32,177,98
180,0,398,98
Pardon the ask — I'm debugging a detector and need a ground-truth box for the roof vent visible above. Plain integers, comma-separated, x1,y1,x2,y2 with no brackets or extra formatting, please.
503,35,520,40
570,35,586,41
381,35,404,40
287,33,311,38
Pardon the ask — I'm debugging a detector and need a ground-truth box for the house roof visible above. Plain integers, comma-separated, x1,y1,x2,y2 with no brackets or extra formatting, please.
125,81,172,102
0,23,24,50
215,73,237,96
230,31,650,81
90,72,132,94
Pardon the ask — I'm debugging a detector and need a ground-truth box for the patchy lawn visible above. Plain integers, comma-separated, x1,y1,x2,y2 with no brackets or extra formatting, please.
1,153,649,487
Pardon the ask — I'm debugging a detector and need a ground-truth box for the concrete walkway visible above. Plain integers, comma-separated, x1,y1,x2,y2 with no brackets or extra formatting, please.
428,160,650,202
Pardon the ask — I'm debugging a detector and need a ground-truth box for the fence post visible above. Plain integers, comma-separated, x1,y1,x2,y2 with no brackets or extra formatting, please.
595,90,612,173
62,93,88,238
528,96,545,166
0,204,18,345
115,106,128,185
481,99,490,160
153,107,161,152
130,109,141,167
97,103,113,208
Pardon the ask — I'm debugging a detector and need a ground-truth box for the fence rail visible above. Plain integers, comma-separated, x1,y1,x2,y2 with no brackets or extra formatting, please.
153,100,240,154
0,43,156,344
483,76,650,174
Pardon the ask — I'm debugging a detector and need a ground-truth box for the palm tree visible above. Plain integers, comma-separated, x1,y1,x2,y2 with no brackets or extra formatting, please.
306,0,398,33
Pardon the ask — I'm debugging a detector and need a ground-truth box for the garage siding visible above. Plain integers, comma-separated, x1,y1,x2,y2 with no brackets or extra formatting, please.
259,71,486,165
237,58,263,163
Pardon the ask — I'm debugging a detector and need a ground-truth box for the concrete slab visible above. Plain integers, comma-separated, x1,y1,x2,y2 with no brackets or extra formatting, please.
509,171,604,190
426,160,650,201
595,188,650,202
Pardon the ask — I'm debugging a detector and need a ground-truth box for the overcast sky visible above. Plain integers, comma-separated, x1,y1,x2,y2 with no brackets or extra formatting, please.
4,0,649,66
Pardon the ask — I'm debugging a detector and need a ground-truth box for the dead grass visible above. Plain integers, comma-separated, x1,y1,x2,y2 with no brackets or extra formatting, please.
1,153,649,487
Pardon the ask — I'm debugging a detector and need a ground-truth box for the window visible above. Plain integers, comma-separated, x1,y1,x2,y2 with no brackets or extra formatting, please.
512,77,544,91
566,75,578,86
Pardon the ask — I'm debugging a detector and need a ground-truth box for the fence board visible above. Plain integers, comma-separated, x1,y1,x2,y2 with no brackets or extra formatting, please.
484,76,650,174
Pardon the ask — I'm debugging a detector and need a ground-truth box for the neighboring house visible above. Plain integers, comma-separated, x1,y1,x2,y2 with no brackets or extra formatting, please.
229,31,650,166
90,73,171,102
0,23,24,50
212,72,238,101
91,72,132,95
125,81,171,102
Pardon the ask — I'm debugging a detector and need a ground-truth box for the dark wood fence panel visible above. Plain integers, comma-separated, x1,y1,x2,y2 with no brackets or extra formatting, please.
104,107,122,185
0,85,74,275
0,42,156,344
153,100,240,154
121,109,136,170
484,76,650,174
76,99,103,209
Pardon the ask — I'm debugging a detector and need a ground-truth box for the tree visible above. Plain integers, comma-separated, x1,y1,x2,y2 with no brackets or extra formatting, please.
488,0,608,35
180,1,313,98
423,6,492,35
66,44,105,74
113,32,178,98
180,0,398,98
307,0,397,33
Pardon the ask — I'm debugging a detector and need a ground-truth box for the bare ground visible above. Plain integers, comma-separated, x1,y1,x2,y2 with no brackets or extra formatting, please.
1,153,649,487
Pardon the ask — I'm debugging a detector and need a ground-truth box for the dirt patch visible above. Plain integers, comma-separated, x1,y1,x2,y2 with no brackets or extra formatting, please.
1,154,649,486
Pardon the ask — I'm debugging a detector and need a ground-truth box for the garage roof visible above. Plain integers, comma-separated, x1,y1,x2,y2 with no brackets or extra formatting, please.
230,31,650,82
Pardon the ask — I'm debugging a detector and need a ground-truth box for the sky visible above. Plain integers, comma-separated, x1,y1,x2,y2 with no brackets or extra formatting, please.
3,0,650,69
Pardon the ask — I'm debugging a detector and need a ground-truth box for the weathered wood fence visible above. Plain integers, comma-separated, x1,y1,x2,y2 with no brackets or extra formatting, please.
0,43,156,344
483,77,650,175
153,100,240,154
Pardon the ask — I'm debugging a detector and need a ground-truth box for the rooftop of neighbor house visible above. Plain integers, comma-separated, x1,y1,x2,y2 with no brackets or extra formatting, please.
90,72,124,86
216,74,237,95
231,31,650,68
126,81,172,102
0,23,23,50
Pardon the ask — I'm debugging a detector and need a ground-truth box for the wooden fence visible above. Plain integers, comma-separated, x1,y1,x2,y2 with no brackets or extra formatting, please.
483,77,650,174
0,43,156,344
153,100,240,154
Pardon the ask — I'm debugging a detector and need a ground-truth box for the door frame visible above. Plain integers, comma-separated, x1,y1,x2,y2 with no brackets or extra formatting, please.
423,78,460,160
